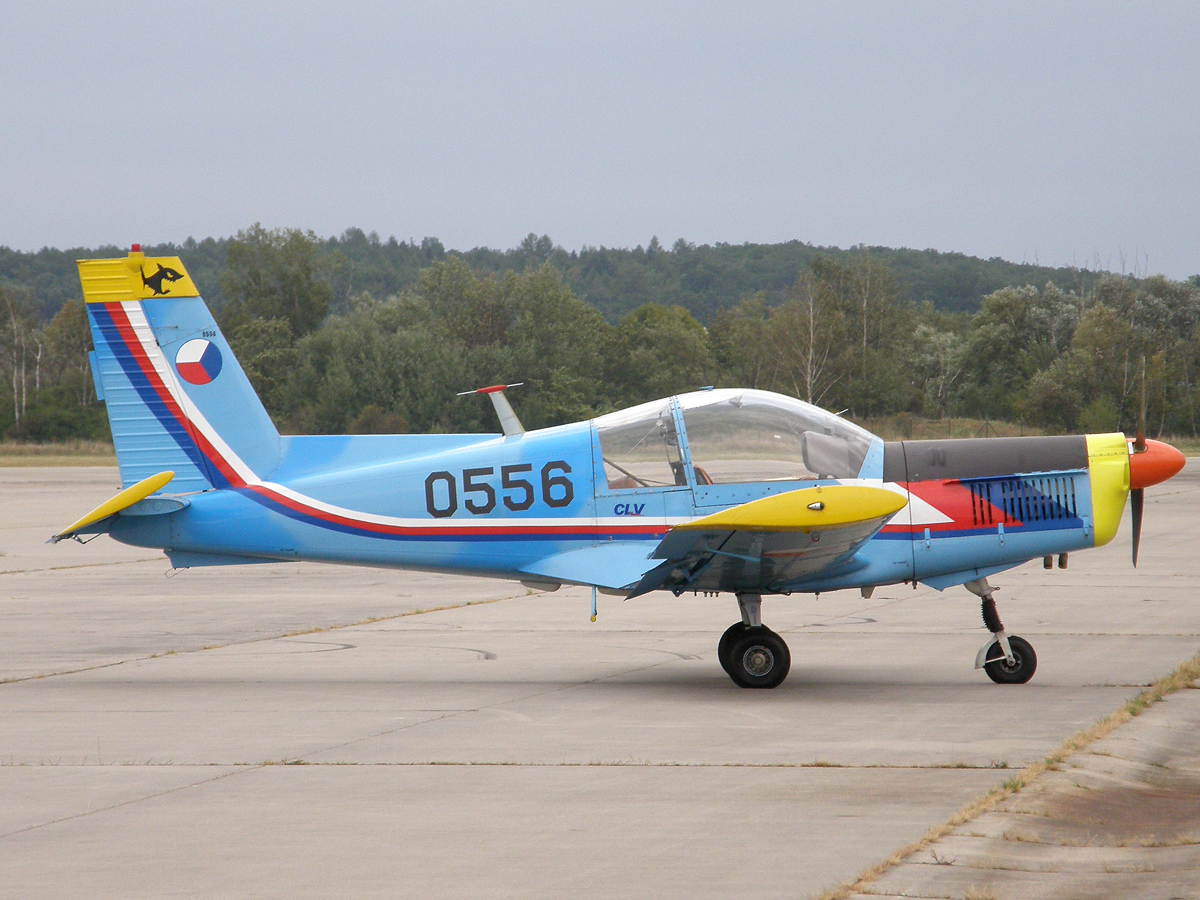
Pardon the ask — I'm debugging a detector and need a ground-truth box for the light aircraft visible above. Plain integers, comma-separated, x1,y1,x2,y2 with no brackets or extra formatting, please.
53,247,1187,689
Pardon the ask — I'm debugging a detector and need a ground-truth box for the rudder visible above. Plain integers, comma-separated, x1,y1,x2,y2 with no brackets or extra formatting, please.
81,247,281,491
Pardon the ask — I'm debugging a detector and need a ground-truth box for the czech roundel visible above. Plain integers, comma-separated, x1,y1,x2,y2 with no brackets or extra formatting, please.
175,339,222,385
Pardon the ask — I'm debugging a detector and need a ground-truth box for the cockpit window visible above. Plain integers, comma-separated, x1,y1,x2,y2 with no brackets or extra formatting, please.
594,400,685,490
678,389,873,483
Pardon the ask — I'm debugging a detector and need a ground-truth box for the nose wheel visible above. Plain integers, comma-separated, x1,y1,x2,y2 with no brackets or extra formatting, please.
965,578,1037,684
718,594,792,689
981,634,1037,684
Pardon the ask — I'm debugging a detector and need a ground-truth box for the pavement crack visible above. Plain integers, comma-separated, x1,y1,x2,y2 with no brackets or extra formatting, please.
0,657,153,685
0,596,514,686
0,767,246,841
241,761,1020,770
0,556,163,576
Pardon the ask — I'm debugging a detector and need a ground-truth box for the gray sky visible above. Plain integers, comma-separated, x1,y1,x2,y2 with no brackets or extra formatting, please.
3,1,1198,278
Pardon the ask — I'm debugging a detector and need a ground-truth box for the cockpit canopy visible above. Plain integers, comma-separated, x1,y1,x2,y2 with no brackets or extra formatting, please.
594,389,877,489
594,398,682,489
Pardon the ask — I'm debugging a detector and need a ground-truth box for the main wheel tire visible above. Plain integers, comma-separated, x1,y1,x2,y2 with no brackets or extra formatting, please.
718,622,750,676
983,635,1037,684
728,626,791,689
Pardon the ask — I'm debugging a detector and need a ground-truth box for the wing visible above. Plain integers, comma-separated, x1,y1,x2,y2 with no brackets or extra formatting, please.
627,485,906,597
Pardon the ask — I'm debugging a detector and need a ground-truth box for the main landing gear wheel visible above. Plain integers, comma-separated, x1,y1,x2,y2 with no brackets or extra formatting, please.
720,594,792,689
718,622,750,676
982,635,1037,684
728,626,791,689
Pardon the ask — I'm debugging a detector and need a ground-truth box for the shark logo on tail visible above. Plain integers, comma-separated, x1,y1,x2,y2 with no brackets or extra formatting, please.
141,263,185,295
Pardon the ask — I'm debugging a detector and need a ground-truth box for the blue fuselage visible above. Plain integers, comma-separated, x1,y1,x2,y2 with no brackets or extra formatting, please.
110,419,1105,595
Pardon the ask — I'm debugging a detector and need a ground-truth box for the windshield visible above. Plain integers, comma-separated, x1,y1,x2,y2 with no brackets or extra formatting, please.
594,399,686,490
677,389,875,482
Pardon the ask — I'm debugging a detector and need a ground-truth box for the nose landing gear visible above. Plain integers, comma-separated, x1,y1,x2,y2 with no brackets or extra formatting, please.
718,594,792,689
965,578,1037,684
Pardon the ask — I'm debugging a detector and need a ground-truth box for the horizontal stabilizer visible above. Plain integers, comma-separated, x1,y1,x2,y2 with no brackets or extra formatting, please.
121,495,190,516
50,471,175,543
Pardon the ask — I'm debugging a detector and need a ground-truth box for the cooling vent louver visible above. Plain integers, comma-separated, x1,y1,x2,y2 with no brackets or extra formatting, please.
970,475,1079,527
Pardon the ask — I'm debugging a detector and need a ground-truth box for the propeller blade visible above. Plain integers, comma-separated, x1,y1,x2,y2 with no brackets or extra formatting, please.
1134,355,1147,453
1124,431,1184,568
1131,487,1144,567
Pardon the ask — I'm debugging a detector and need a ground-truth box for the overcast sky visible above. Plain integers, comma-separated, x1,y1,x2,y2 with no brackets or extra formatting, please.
2,1,1197,278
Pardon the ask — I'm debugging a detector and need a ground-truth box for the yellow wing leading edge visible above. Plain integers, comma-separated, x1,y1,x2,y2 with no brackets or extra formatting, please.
675,485,907,534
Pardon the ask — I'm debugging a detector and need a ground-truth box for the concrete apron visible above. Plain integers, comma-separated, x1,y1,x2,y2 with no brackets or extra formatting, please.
1,464,1198,899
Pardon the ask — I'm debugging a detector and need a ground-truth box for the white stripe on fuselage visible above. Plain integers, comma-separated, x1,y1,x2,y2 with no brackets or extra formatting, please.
875,481,954,526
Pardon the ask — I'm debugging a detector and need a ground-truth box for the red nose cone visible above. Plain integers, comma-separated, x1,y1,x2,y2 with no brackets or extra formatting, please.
1129,439,1186,490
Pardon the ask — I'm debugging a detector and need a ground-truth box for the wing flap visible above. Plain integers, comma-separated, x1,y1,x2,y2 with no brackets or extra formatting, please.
520,541,660,590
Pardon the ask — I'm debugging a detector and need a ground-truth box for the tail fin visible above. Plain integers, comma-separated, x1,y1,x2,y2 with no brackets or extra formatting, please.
80,247,280,491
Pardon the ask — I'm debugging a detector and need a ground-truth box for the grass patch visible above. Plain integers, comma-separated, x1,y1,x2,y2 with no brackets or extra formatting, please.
0,440,115,467
854,415,1044,442
816,649,1200,900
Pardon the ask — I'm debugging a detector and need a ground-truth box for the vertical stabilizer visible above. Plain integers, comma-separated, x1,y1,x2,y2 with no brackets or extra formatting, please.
81,247,281,491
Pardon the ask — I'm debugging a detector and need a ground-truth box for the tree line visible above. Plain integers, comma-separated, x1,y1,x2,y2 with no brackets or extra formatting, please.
1,226,1120,326
1,225,1197,441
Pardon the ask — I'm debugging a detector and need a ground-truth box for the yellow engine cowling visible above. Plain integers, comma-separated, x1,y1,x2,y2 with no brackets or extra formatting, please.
1085,433,1130,548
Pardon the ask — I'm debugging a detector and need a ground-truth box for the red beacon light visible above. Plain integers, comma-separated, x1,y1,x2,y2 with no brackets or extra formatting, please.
131,243,141,253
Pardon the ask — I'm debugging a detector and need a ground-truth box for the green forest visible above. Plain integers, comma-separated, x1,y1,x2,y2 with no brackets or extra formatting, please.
2,225,1198,443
